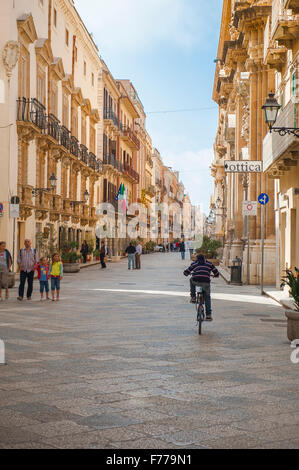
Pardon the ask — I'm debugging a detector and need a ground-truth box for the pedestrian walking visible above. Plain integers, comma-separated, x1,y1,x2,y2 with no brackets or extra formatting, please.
135,242,142,270
0,241,12,301
179,240,186,260
125,242,136,270
17,239,38,301
49,253,63,301
80,240,88,264
100,241,107,269
36,257,50,301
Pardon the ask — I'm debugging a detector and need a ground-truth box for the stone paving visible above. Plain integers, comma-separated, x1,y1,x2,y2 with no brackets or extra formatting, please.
0,253,298,449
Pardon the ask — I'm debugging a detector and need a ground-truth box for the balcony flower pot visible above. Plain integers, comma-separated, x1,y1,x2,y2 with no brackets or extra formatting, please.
285,310,299,342
61,242,81,273
281,268,299,341
63,263,81,273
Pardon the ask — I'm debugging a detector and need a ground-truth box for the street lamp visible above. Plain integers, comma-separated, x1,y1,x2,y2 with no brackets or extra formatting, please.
32,173,57,196
262,92,299,137
70,190,90,208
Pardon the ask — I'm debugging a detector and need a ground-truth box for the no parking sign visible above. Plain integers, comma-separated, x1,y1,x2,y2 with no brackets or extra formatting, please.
242,201,257,216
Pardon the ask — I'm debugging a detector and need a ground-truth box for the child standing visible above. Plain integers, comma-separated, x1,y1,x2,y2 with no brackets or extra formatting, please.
49,253,63,301
36,257,50,301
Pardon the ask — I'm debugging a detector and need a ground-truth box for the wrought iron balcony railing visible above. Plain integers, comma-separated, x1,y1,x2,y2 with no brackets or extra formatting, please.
104,109,119,128
124,163,139,183
17,97,47,130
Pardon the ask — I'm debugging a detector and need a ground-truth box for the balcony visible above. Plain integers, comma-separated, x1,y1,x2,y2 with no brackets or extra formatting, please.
35,192,52,221
123,163,139,184
146,155,153,168
271,0,299,46
60,126,71,152
46,113,60,142
120,125,140,150
89,152,103,173
17,98,47,138
104,109,119,131
17,98,102,174
263,99,299,176
103,154,120,173
80,145,89,165
49,194,62,222
264,15,287,67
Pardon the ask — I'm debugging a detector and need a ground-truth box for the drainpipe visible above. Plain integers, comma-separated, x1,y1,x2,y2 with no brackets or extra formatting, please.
71,35,76,135
47,0,52,114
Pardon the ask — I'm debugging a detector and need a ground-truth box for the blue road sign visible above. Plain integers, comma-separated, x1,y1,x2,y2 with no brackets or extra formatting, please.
258,193,269,205
0,203,3,212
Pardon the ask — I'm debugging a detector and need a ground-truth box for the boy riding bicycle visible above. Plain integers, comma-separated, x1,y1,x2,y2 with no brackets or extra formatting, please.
184,254,219,321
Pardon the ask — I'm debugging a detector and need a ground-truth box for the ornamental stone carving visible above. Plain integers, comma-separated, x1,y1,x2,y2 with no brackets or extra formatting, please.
2,41,20,79
238,80,250,142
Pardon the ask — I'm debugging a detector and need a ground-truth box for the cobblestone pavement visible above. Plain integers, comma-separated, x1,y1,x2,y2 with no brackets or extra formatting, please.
0,253,298,449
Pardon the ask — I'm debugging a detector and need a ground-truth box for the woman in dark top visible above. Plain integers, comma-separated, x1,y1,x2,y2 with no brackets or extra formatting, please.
80,240,88,264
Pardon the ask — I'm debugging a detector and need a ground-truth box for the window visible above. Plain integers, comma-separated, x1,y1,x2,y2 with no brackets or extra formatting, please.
54,8,57,28
84,61,87,76
50,80,58,115
75,46,78,62
92,73,94,87
62,94,69,127
37,73,45,105
81,114,86,146
65,28,69,46
90,126,95,153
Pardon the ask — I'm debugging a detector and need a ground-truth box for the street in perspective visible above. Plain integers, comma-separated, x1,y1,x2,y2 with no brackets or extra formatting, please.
1,0,299,453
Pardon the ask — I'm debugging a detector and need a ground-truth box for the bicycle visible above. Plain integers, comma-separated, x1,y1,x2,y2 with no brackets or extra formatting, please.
195,285,205,335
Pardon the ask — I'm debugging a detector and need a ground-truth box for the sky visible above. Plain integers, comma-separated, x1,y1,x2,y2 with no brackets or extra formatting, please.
75,0,222,214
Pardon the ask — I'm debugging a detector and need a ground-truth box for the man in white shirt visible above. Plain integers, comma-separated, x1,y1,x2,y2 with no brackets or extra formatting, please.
135,242,142,270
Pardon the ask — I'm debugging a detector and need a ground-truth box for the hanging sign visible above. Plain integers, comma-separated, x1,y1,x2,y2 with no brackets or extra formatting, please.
224,161,263,173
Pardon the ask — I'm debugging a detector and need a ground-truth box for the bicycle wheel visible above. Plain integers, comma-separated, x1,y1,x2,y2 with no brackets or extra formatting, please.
198,304,204,335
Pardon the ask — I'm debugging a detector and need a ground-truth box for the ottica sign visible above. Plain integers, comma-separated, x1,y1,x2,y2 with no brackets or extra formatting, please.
224,161,263,173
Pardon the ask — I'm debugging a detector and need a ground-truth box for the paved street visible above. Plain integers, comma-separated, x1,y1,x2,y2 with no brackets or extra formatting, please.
0,253,298,449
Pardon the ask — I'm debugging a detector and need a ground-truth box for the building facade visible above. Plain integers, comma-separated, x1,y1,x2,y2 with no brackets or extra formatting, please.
0,0,102,266
212,0,278,284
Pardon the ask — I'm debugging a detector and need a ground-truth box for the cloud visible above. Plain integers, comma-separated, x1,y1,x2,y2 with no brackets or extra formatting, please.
162,148,214,213
76,0,204,52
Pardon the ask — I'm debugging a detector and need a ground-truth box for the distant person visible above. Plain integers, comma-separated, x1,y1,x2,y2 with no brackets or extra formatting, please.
80,240,88,264
135,242,142,270
175,241,179,252
17,239,38,301
179,240,186,260
0,241,12,301
126,242,136,270
100,241,107,269
36,257,50,301
49,253,63,301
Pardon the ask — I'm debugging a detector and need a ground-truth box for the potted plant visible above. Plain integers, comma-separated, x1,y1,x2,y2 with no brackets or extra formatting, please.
193,236,222,265
61,241,81,273
281,268,299,341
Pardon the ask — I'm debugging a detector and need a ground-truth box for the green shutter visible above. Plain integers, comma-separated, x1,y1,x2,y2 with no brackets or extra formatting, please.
292,71,296,96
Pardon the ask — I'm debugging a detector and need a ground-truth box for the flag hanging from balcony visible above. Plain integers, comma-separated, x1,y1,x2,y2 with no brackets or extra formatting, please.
115,183,127,212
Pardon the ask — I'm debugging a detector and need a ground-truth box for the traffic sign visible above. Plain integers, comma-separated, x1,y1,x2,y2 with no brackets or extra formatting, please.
0,203,3,218
224,161,263,173
10,204,19,219
258,193,269,205
242,201,257,216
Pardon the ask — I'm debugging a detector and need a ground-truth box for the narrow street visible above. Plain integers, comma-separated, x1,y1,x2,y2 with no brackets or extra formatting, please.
0,253,298,449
